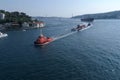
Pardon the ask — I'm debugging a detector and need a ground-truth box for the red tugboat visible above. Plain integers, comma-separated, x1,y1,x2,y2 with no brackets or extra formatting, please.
34,27,53,46
34,34,53,46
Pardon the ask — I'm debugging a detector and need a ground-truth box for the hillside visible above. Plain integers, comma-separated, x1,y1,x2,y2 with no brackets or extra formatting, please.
0,10,32,24
72,10,120,19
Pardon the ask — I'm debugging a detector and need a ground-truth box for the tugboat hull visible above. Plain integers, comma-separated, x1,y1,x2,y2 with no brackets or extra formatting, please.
34,40,53,46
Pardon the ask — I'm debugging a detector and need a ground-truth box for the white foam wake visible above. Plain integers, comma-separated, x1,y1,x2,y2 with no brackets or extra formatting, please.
53,31,76,41
52,25,91,42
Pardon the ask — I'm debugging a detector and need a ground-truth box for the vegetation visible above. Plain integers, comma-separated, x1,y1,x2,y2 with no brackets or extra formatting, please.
72,10,120,19
0,10,32,24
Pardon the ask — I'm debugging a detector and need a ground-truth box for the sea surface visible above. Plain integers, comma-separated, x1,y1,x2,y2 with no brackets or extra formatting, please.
0,18,120,80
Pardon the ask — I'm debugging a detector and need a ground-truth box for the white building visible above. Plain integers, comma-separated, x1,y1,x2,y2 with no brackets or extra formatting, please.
33,22,45,28
22,22,30,27
22,21,45,29
0,13,5,20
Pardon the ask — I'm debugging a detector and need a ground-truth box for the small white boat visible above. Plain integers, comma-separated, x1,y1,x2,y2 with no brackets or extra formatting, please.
0,32,8,38
22,29,26,31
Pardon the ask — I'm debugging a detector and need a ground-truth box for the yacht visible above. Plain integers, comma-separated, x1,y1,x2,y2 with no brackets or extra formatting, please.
0,32,8,38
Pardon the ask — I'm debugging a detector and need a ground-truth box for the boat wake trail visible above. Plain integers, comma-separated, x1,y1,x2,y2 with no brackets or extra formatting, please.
53,31,76,41
52,26,91,42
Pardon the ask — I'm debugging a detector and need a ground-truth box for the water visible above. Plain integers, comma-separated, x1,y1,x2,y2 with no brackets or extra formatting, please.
0,18,120,80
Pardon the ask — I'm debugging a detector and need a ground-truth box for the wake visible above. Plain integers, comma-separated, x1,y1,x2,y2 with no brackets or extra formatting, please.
52,25,91,42
53,31,76,41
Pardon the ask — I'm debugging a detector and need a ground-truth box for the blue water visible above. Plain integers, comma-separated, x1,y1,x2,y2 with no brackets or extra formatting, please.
1,18,120,80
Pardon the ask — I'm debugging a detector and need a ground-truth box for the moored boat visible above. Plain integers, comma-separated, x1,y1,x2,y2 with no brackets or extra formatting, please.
0,32,8,38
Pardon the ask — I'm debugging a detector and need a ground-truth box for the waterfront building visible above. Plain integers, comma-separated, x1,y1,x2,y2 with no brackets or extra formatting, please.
0,13,5,20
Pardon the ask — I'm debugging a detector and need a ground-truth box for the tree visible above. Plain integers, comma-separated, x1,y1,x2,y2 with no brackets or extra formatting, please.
0,10,5,13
